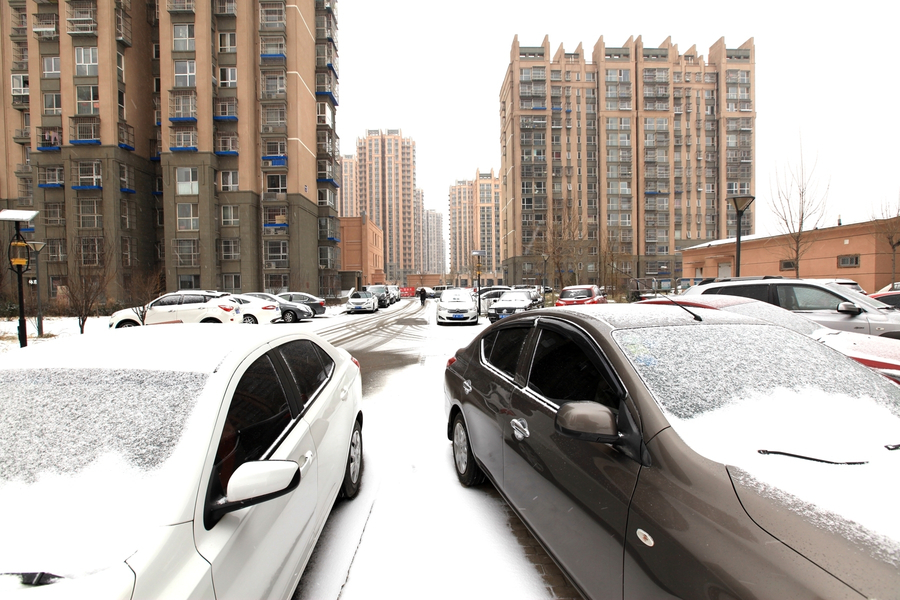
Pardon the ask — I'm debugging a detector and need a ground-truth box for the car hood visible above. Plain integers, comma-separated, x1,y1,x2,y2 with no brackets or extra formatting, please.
668,389,900,598
438,300,475,309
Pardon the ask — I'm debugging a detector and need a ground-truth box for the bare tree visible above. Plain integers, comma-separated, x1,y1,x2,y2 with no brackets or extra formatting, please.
872,193,900,287
67,236,116,334
533,214,581,288
771,148,829,278
128,265,165,325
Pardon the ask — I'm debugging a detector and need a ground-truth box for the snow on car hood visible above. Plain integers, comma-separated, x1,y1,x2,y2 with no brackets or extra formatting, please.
0,369,213,578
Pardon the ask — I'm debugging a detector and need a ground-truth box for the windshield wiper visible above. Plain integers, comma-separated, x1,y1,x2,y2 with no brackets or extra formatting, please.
757,449,867,465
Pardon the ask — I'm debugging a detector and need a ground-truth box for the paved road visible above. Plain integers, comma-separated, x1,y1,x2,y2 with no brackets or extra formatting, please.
293,299,583,600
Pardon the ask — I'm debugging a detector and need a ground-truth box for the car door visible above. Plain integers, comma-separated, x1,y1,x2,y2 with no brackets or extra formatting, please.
194,350,318,600
276,339,356,519
176,293,213,323
462,323,532,482
144,294,181,324
502,319,641,599
775,283,871,334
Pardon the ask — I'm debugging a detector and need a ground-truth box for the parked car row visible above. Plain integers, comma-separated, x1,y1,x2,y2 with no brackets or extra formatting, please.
108,290,326,328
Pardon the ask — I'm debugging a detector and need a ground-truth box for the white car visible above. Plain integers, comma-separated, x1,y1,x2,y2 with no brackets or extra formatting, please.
109,290,241,328
436,289,478,325
244,292,315,322
0,325,363,599
228,294,283,324
346,290,378,313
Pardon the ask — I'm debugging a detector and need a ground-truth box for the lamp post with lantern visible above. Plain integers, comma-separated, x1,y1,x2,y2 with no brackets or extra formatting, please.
1,209,39,347
728,195,755,277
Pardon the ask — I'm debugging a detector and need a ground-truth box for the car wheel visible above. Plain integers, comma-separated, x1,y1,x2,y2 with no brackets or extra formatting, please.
200,318,220,323
452,413,485,487
340,420,363,499
282,310,297,323
242,314,258,324
116,320,139,328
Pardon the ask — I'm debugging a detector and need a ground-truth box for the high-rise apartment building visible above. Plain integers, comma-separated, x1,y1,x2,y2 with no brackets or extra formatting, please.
448,170,502,286
339,153,358,217
0,0,341,303
352,129,418,283
500,35,755,292
424,208,445,275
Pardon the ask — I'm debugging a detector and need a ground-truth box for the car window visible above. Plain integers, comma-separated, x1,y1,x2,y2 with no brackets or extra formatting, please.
277,340,334,413
212,354,292,499
151,295,181,307
781,285,842,311
481,327,530,379
180,294,206,305
527,328,618,411
712,284,768,302
560,288,591,299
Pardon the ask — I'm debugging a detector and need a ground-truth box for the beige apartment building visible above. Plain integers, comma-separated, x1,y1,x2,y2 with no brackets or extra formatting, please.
351,129,420,284
499,35,755,293
424,208,445,276
0,0,341,304
339,152,358,217
448,169,502,286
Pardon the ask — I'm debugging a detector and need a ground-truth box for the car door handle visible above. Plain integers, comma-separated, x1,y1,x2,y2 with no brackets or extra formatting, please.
340,385,349,401
462,380,472,395
511,418,529,441
299,451,314,475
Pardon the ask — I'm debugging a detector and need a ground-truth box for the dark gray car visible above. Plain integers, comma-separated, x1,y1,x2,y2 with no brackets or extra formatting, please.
245,292,314,322
364,285,390,308
444,305,899,599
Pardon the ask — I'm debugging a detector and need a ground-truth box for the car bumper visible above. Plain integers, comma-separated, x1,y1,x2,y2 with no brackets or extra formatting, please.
437,311,478,323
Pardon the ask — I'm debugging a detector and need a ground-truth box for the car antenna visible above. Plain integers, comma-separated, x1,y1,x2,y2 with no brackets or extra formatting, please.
661,294,702,321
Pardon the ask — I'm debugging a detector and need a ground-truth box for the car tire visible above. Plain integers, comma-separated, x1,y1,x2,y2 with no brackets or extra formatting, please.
340,420,363,499
282,310,297,323
242,314,258,324
116,320,139,328
200,318,220,323
452,413,485,487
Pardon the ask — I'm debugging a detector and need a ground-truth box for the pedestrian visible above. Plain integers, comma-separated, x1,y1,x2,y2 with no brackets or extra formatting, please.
419,287,427,306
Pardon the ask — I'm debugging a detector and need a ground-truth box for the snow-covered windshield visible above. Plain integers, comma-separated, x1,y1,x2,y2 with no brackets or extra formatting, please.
499,291,532,302
0,368,208,484
613,324,900,420
440,290,471,303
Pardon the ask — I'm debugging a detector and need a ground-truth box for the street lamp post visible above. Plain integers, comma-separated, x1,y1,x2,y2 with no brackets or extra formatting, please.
541,253,549,306
472,250,486,318
1,209,39,348
27,241,46,337
728,195,756,277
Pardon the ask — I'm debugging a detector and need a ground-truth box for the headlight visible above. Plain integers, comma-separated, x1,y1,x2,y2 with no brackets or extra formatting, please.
514,308,525,313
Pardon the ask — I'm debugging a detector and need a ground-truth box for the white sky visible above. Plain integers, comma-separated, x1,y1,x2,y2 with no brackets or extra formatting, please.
335,0,900,237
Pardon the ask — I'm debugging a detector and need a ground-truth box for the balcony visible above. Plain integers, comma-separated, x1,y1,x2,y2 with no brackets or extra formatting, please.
37,127,62,150
70,117,101,144
32,14,60,41
15,164,32,177
167,0,194,12
67,2,97,35
38,166,65,188
214,0,237,15
262,192,287,202
116,8,132,46
261,156,288,170
13,128,30,144
215,98,238,121
118,122,135,151
260,3,286,31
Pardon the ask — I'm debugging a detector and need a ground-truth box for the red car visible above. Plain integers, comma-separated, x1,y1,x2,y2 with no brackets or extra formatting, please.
555,285,607,307
869,290,900,308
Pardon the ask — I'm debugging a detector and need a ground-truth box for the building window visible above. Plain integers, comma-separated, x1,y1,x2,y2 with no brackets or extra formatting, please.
44,93,62,115
265,240,288,266
838,255,860,268
222,205,239,226
176,167,199,195
223,273,241,293
179,274,200,289
11,74,28,95
42,57,61,79
173,238,200,267
75,47,99,76
265,273,288,292
172,127,197,148
220,171,239,191
121,236,134,267
779,260,797,272
76,85,99,115
74,161,102,187
173,24,194,51
79,237,104,266
47,239,67,262
117,51,125,82
220,238,240,260
153,44,161,59
44,203,65,225
120,198,134,228
174,60,196,87
171,90,197,119
266,174,286,194
219,32,236,53
219,67,237,88
78,199,103,228
177,203,199,231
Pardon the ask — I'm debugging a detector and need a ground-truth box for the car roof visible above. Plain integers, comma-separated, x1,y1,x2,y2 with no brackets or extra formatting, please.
0,325,321,375
532,303,762,330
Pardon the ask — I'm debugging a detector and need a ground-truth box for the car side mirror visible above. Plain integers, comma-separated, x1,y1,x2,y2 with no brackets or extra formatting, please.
837,302,863,316
555,401,620,444
209,460,300,522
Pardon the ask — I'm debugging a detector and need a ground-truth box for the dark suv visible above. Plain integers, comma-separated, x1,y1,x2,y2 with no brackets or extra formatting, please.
682,277,900,338
365,285,390,308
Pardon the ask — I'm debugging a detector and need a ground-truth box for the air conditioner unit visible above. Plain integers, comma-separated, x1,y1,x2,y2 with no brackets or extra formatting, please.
261,125,275,133
265,262,276,269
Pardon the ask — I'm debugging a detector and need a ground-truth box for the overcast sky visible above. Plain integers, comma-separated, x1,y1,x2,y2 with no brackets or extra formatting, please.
335,0,900,237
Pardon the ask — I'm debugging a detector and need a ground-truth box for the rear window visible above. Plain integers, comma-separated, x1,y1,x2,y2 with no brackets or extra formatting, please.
560,288,591,299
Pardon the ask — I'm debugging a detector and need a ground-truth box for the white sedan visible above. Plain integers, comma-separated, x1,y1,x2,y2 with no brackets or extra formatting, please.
228,293,283,324
0,325,363,599
436,289,478,325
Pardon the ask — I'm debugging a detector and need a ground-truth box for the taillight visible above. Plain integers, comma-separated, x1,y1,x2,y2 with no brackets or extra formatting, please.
447,356,457,368
263,304,278,310
351,357,360,369
319,301,325,306
219,305,235,312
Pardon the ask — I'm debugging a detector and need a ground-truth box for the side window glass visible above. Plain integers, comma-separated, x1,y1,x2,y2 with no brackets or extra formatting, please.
482,327,530,379
716,284,768,302
277,340,334,413
527,329,618,411
789,286,842,311
151,295,179,307
212,354,291,498
180,294,205,305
